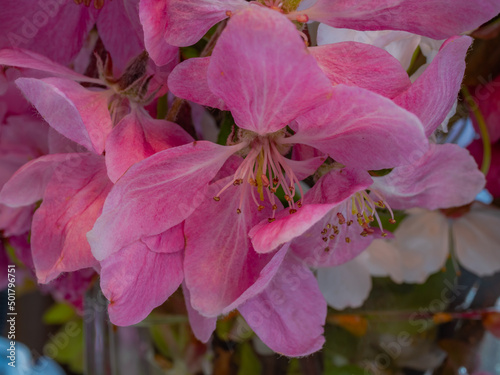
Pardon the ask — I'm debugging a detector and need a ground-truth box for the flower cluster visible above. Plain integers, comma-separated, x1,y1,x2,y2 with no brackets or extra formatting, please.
0,0,499,359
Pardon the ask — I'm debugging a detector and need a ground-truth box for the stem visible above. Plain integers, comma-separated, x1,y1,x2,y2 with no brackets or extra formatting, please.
156,94,168,119
166,97,184,122
462,85,492,176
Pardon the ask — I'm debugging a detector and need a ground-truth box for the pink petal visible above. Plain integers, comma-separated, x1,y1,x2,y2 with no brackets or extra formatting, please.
207,6,333,135
239,254,326,357
468,140,500,199
101,239,184,326
0,49,100,84
286,155,327,181
184,176,288,317
168,57,228,110
296,0,500,39
15,77,113,154
394,36,472,137
165,0,248,47
250,168,372,254
32,154,111,283
88,141,242,262
0,3,96,67
289,84,428,170
0,154,84,207
105,108,193,182
141,223,185,254
0,205,33,236
309,42,411,99
373,144,485,210
182,283,216,343
139,0,180,66
96,0,145,75
290,202,377,268
472,76,500,144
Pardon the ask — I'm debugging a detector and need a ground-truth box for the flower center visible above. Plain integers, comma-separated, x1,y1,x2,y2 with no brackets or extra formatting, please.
320,190,396,250
214,130,302,221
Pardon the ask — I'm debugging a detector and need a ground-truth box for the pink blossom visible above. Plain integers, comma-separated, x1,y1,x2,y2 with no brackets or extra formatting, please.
0,0,178,73
88,6,427,329
142,0,500,52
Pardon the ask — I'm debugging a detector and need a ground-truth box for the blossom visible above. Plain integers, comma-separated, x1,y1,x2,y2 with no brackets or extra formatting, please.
0,51,191,283
0,48,190,183
0,0,178,73
249,35,475,255
0,113,49,236
141,0,500,53
387,204,500,282
88,6,427,324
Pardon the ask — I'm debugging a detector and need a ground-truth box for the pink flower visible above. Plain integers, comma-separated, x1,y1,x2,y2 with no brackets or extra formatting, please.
0,113,49,236
88,6,427,329
0,53,191,284
141,0,500,52
0,48,191,183
249,35,476,256
0,0,178,73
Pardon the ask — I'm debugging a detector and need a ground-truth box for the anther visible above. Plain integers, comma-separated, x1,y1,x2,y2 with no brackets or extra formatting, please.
345,237,351,243
226,10,233,17
324,247,330,252
296,14,309,23
289,209,297,214
268,218,276,223
347,220,353,226
326,224,332,229
333,226,339,235
321,229,327,235
329,235,335,240
272,204,278,210
389,219,396,224
297,201,302,208
381,232,388,237
337,213,346,224
322,237,328,242
236,208,241,214
258,205,265,211
233,179,243,186
284,195,292,202
261,174,270,187
213,196,220,202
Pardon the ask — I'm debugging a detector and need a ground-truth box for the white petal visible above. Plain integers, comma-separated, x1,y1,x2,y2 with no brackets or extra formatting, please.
453,204,500,276
317,259,372,310
362,239,405,283
394,211,449,283
317,24,420,70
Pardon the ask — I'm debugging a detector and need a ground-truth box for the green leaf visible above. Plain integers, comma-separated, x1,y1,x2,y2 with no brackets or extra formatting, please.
45,320,84,374
237,341,262,375
43,303,76,325
217,112,236,146
325,364,369,375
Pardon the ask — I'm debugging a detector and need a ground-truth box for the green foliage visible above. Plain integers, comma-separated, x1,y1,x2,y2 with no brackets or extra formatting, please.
45,320,84,374
217,112,237,146
236,341,262,375
43,303,76,325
